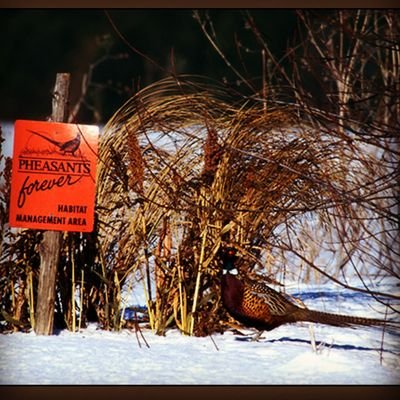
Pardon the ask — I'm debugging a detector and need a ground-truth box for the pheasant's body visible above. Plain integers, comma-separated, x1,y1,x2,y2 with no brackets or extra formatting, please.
220,248,393,332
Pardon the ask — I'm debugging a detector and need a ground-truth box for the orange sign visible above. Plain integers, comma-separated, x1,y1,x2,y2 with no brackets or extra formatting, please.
9,120,99,232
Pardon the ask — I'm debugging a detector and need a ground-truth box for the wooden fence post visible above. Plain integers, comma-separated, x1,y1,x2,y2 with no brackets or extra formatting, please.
34,73,70,335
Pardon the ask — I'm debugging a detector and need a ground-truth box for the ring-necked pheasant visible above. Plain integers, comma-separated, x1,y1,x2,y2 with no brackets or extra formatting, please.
219,247,396,333
28,129,81,156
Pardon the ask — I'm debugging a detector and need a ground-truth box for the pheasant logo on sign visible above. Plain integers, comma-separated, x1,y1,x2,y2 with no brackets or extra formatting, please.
27,129,82,156
9,120,99,232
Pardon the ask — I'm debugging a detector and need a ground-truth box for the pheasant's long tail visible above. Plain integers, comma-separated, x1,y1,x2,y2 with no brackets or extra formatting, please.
295,308,398,329
28,129,61,147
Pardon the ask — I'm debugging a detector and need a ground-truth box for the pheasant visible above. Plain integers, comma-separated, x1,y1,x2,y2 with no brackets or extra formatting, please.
28,129,81,156
219,247,396,333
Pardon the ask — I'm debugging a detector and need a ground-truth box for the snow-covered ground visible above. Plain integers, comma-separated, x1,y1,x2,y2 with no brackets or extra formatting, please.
0,323,398,385
1,283,399,385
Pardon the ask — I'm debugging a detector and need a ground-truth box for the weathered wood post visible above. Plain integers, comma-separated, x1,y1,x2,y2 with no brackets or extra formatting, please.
34,73,70,335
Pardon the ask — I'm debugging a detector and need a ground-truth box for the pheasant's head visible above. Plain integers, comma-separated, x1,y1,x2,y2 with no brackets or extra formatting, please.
218,246,239,276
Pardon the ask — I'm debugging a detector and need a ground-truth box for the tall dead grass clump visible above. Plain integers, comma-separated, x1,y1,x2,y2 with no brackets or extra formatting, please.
96,75,399,336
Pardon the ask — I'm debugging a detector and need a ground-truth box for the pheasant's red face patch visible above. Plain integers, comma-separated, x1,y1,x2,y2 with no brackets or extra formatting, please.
227,248,236,256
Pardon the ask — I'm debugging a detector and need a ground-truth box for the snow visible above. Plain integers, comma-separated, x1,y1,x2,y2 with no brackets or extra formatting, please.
1,323,399,385
1,284,399,385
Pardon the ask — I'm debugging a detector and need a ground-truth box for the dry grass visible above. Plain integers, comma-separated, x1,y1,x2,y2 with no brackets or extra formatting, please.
96,76,399,336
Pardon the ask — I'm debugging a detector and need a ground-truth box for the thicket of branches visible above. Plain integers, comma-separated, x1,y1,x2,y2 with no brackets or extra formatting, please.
1,10,398,335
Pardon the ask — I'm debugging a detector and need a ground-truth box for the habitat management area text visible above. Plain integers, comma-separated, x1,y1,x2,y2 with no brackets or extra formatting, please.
15,203,88,227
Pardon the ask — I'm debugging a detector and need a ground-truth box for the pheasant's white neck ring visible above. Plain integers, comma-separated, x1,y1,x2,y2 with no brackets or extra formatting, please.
223,268,239,275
